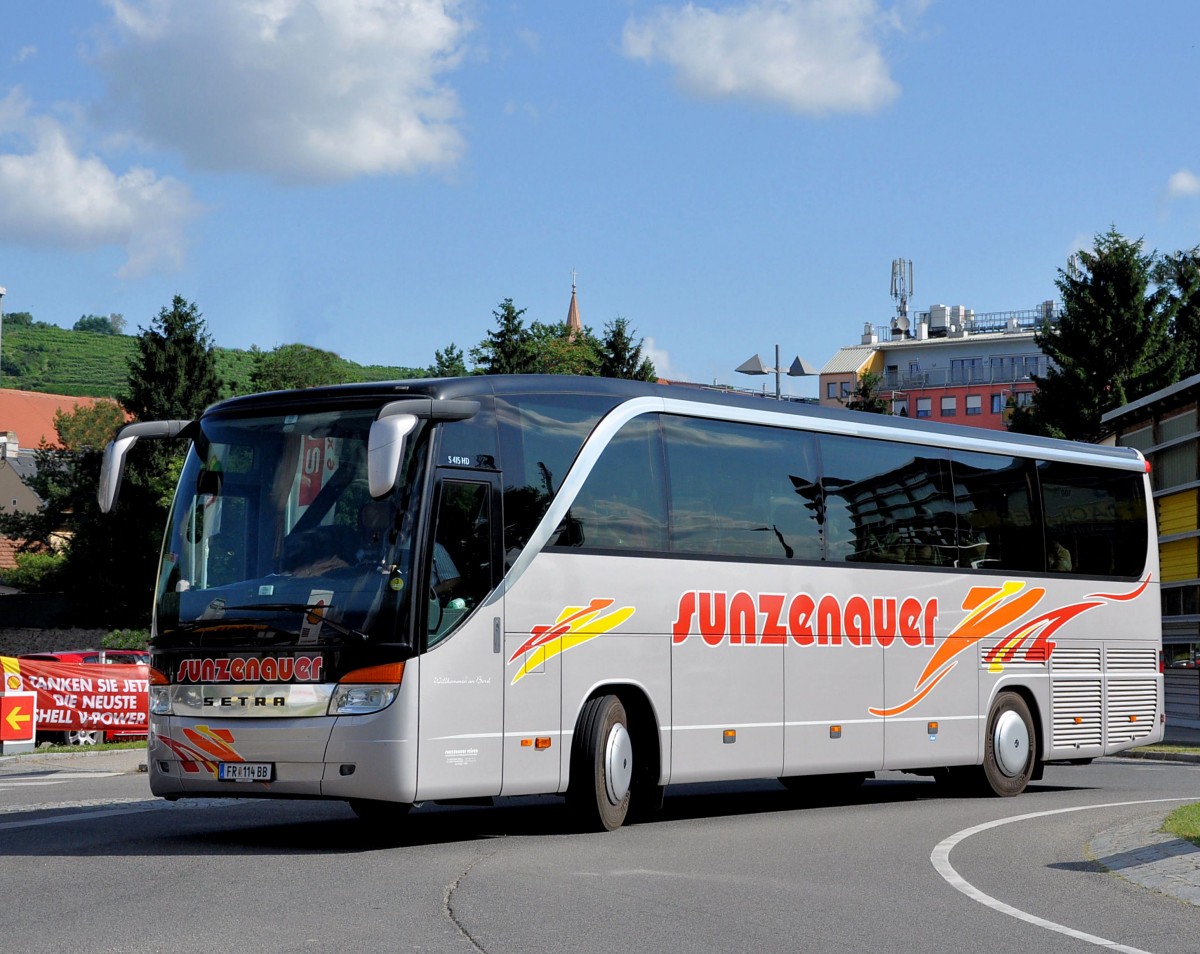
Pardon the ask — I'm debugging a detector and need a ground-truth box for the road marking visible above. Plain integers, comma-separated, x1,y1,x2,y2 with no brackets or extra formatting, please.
0,771,123,789
931,798,1193,954
0,800,167,831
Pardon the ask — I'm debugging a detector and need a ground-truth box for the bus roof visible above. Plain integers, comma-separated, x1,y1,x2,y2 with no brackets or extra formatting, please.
204,374,1145,470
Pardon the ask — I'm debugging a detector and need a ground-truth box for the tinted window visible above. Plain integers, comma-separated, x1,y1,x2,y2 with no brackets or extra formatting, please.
553,416,668,551
497,394,618,559
820,436,955,567
952,452,1044,572
427,480,494,647
1038,460,1147,577
662,416,821,561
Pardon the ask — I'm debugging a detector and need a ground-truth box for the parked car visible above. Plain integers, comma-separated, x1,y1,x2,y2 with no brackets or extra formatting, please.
18,649,149,745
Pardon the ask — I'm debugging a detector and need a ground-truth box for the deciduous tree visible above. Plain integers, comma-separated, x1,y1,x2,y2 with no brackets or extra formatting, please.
842,371,891,414
528,321,600,375
249,343,347,391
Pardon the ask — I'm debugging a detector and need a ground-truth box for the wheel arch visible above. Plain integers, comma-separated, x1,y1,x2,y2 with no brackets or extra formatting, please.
567,681,663,791
986,680,1046,772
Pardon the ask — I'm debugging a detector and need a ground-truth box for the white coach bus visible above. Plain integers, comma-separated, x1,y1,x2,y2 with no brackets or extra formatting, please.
100,375,1162,830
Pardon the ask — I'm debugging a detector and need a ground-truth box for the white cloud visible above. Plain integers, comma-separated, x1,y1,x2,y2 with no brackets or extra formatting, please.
13,45,37,64
621,0,903,115
98,0,472,183
641,336,681,380
1167,169,1200,201
0,88,199,278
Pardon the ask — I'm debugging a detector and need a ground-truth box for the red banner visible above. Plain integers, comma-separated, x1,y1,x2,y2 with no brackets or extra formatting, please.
2,656,149,733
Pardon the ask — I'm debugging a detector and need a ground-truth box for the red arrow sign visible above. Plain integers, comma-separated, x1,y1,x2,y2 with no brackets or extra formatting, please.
1,694,36,742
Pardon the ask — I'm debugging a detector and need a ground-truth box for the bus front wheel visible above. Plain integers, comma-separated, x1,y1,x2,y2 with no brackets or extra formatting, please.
979,691,1036,797
568,695,632,832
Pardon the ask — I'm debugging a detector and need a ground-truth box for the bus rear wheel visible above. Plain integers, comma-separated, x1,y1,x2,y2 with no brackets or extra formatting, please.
568,695,632,832
977,691,1036,797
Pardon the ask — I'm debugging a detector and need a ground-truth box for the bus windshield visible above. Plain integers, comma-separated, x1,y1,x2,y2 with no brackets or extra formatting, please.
154,406,425,646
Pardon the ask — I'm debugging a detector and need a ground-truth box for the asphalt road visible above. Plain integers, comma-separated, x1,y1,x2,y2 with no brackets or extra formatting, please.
1,752,1198,954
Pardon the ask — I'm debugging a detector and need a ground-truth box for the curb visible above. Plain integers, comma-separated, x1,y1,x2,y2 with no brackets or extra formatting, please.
1112,750,1200,765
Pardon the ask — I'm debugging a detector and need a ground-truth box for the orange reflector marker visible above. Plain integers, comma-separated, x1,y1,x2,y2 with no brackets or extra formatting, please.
339,661,405,685
535,737,552,750
829,725,842,739
723,729,737,744
149,667,170,686
1074,716,1083,724
1129,715,1138,722
520,739,532,747
927,721,939,734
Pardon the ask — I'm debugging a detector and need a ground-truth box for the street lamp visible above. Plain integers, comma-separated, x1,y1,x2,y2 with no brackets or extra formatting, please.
736,345,817,400
0,285,6,382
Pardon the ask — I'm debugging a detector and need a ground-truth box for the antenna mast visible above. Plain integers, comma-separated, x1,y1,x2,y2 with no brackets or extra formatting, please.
890,258,913,338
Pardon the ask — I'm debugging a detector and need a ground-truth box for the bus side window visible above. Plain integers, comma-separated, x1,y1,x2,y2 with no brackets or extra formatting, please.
819,435,954,567
428,480,494,647
559,415,667,552
1037,460,1147,578
952,452,1045,573
661,415,821,561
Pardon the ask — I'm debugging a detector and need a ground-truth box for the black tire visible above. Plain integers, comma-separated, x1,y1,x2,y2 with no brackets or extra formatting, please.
348,798,413,822
977,691,1036,797
568,695,633,832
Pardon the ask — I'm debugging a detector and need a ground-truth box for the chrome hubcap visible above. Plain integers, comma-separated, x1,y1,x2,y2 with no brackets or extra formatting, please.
993,709,1029,777
604,723,633,805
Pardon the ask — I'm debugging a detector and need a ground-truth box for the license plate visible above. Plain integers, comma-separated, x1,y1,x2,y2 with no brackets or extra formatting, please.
218,762,273,782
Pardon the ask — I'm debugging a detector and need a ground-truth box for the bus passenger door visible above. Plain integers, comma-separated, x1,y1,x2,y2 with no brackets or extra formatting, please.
415,474,505,801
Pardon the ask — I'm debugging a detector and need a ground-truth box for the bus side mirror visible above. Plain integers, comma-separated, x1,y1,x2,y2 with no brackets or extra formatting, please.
99,434,137,514
368,412,418,499
98,420,193,513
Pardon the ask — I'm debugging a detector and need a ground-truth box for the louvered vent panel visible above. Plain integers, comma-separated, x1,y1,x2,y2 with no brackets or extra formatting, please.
1106,648,1158,673
1107,680,1159,743
1052,679,1102,747
1051,647,1101,673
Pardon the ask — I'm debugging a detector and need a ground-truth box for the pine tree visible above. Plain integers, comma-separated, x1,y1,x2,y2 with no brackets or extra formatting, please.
125,295,223,420
599,317,657,381
1156,247,1200,374
1012,228,1186,441
429,343,468,377
469,299,537,374
60,296,225,624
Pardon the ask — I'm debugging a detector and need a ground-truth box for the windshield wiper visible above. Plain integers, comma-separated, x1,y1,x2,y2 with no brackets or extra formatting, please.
224,603,370,642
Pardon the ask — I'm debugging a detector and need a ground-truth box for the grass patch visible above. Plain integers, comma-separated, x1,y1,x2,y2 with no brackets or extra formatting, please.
1128,742,1200,756
29,740,147,755
1162,803,1200,848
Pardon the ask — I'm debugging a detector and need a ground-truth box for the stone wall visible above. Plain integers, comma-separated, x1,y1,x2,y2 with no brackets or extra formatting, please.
0,628,108,658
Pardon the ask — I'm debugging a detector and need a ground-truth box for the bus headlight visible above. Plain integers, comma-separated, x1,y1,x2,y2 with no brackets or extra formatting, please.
149,686,173,715
149,667,173,715
330,685,399,715
329,662,404,715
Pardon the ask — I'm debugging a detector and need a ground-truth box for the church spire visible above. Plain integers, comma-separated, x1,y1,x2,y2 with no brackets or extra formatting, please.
566,268,581,338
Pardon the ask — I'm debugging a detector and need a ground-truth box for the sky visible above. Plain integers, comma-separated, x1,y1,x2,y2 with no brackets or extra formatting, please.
2,1,1200,399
